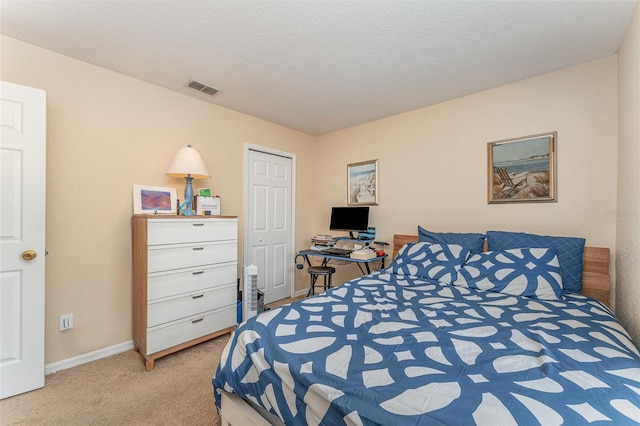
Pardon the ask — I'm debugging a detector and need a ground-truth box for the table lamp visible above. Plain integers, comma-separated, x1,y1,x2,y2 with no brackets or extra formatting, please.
166,144,210,216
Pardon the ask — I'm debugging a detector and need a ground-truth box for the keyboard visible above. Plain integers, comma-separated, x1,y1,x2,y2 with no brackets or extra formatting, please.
322,247,352,256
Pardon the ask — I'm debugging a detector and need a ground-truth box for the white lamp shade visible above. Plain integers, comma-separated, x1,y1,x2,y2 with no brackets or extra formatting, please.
166,145,210,179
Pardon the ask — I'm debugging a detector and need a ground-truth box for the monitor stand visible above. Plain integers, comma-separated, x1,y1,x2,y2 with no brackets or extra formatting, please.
349,231,357,239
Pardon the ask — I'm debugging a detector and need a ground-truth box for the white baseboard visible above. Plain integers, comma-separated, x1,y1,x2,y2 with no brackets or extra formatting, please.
294,288,308,298
45,340,134,375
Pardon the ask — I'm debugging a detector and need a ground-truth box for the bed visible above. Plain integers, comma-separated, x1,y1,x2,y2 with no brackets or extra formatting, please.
213,232,640,425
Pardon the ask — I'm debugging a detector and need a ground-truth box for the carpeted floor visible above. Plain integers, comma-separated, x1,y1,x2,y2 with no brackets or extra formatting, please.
0,334,230,426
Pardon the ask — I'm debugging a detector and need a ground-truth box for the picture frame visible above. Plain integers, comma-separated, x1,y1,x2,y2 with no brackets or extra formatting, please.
133,184,177,215
488,132,557,204
347,159,378,206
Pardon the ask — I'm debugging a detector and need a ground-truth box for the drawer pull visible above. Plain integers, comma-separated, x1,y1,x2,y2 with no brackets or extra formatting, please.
192,270,204,275
192,318,204,324
192,247,204,251
192,223,205,227
192,294,204,299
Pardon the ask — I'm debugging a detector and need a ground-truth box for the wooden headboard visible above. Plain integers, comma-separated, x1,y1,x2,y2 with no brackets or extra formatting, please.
392,234,611,306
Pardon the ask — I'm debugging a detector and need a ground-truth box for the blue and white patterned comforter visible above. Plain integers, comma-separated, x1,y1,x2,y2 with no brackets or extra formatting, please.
213,272,640,425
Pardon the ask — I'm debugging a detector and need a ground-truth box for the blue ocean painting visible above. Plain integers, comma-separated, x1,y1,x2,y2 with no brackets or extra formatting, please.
493,137,550,174
498,157,549,174
349,162,376,204
491,135,553,200
349,162,375,179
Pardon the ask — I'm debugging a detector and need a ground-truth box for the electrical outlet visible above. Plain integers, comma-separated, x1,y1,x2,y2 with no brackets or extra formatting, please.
59,314,74,331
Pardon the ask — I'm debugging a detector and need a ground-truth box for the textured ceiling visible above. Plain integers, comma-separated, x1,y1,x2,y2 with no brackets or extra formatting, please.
1,0,637,135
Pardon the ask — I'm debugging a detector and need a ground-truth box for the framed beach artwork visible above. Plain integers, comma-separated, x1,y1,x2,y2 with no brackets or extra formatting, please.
347,159,378,206
133,184,177,215
488,132,557,204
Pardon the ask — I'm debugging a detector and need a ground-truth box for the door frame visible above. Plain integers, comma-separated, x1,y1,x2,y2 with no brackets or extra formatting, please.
243,143,296,300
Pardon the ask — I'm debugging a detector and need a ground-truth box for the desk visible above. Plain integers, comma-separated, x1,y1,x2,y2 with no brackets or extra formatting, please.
298,249,388,275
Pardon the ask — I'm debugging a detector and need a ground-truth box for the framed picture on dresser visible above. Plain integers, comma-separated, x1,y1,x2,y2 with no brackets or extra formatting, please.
133,184,177,215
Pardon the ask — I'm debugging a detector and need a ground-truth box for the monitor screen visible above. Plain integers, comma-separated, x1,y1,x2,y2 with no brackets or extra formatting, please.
329,207,369,232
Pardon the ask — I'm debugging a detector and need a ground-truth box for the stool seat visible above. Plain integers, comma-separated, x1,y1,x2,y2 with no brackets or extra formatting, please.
307,266,336,296
307,266,336,275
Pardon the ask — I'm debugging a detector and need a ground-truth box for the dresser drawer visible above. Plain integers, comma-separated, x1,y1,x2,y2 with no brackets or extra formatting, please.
147,283,236,327
146,305,236,354
148,262,237,300
147,218,237,246
148,241,237,273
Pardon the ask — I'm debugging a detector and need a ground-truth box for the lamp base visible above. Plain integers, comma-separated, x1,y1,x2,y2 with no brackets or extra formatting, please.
180,175,196,216
178,199,196,216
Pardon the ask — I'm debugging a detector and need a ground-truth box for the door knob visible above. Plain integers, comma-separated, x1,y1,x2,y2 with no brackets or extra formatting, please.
22,250,38,261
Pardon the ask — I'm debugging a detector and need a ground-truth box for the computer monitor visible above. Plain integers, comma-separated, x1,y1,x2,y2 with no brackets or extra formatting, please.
329,207,369,238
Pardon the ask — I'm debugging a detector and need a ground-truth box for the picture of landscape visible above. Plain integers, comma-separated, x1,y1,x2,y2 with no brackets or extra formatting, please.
348,159,378,206
488,132,556,203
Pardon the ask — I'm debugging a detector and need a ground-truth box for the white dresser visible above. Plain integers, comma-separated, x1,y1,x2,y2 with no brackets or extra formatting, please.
132,215,238,371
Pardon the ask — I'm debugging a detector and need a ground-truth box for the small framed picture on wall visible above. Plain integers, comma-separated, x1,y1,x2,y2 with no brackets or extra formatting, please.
347,159,378,206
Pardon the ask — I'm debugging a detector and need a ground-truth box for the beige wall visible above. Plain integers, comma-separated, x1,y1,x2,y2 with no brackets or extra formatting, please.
315,57,619,294
616,3,640,343
0,35,316,364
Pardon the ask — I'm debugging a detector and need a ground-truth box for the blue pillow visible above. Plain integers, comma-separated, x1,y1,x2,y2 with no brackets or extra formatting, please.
388,242,470,283
418,226,485,255
454,248,563,300
486,231,585,294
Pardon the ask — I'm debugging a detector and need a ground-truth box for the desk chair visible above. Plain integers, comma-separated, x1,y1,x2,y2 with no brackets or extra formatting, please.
307,266,335,296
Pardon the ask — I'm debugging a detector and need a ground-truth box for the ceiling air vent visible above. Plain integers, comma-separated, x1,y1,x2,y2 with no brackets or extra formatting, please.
186,79,220,96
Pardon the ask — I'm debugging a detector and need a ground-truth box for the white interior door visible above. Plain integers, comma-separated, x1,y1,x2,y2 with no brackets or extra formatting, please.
245,147,294,304
0,81,46,399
